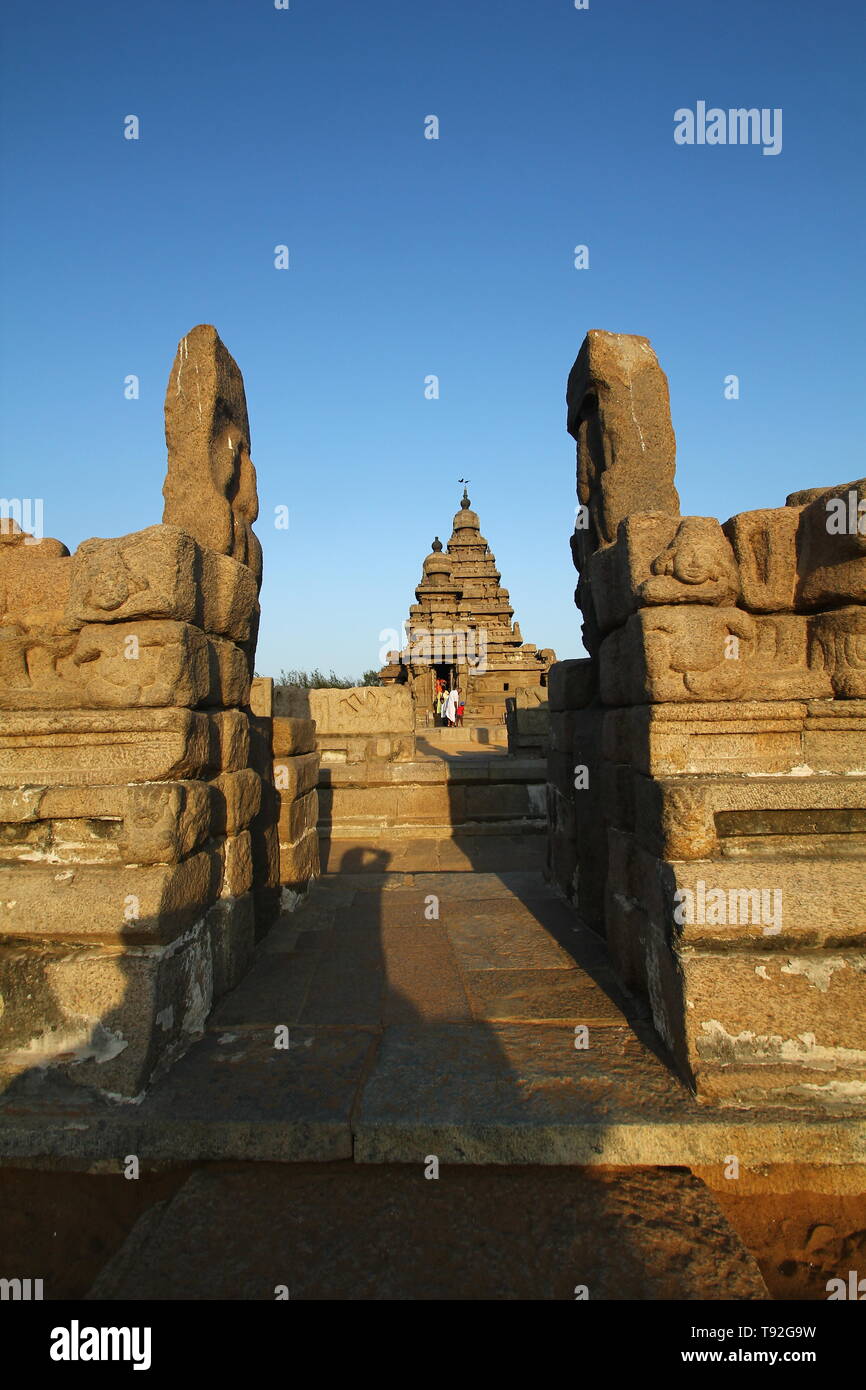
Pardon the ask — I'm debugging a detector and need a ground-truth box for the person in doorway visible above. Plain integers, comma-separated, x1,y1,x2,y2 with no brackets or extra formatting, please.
443,686,458,727
456,698,465,727
434,680,446,726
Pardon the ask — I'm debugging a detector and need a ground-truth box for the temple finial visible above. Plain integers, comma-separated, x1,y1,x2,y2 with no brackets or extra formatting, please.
431,536,443,552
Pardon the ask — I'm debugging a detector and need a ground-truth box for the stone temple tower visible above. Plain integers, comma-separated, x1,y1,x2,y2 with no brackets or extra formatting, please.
380,489,556,725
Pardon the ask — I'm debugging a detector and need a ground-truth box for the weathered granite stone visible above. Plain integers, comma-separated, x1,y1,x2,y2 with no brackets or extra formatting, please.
0,921,224,1097
791,477,866,610
279,826,320,887
0,518,68,557
162,325,263,585
589,514,739,634
272,716,317,756
629,771,866,862
638,516,738,605
0,543,71,630
210,768,262,836
809,607,866,697
205,892,256,1000
0,708,215,786
555,332,866,1116
274,751,320,802
119,781,214,864
220,830,253,898
277,685,413,734
0,327,293,1104
567,331,680,550
64,525,259,644
280,788,318,843
599,606,833,705
0,851,223,945
0,620,250,710
547,658,595,712
723,507,800,612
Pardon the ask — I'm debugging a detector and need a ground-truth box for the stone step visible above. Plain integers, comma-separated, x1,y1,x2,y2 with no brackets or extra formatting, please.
318,832,546,873
320,757,546,785
316,759,548,857
86,1164,769,1300
417,724,508,746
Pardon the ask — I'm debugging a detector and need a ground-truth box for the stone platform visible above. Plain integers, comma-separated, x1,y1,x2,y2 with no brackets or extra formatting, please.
1,870,862,1170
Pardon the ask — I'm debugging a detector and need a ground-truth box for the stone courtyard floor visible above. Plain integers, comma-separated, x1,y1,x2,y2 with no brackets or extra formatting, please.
1,866,861,1170
2,861,864,1298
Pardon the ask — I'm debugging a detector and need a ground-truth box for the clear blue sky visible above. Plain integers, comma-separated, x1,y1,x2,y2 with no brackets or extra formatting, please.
2,0,864,678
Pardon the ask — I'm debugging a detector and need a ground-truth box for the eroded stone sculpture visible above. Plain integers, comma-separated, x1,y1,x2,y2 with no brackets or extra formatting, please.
162,324,263,587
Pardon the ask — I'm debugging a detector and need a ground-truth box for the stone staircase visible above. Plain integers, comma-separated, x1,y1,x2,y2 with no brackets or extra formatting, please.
413,723,509,749
317,747,547,873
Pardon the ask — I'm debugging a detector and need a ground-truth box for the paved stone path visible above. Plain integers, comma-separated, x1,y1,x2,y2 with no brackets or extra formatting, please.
6,861,861,1299
1,866,859,1169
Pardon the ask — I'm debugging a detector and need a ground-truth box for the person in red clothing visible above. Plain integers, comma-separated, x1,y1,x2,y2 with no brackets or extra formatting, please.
456,699,465,727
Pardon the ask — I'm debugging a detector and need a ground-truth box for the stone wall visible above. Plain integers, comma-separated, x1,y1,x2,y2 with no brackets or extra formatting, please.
550,329,866,1112
0,325,310,1100
505,686,551,754
274,684,415,763
273,712,321,893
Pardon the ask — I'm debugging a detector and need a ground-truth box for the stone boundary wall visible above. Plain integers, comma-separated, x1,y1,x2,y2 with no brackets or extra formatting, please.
0,325,312,1101
274,684,415,763
550,329,866,1113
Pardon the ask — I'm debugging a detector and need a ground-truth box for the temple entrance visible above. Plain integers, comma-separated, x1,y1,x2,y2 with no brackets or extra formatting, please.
379,488,556,735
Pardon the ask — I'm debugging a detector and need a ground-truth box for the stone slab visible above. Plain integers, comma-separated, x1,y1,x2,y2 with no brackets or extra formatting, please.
293,928,385,1027
84,1163,768,1301
275,684,413,733
354,1020,866,1166
319,835,546,875
0,1026,374,1162
272,716,316,756
600,701,863,776
463,967,635,1024
0,852,223,944
64,524,258,643
278,826,320,887
0,709,214,787
381,923,473,1023
273,750,320,801
444,912,582,971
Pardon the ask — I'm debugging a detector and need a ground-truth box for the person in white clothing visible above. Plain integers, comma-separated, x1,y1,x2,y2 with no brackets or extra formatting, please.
443,688,459,726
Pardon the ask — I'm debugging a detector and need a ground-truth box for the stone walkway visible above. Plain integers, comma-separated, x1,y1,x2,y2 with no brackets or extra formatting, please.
86,1162,769,1301
2,865,859,1170
6,860,864,1300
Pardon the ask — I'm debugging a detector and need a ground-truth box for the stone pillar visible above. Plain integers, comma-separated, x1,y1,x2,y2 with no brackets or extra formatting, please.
556,330,866,1112
0,326,290,1099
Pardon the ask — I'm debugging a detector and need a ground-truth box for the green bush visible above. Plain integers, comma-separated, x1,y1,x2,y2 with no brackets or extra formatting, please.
275,668,381,689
